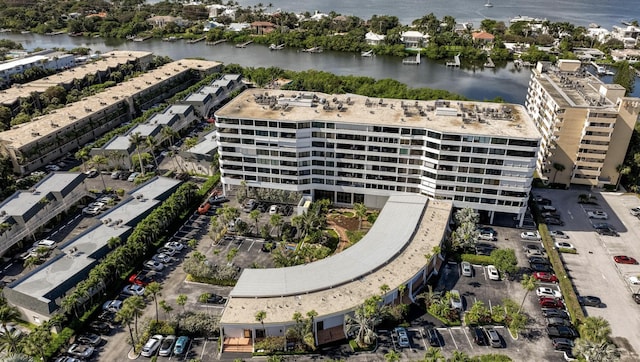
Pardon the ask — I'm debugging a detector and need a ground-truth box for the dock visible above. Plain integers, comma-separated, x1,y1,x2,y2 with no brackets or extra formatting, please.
590,61,614,76
206,39,227,46
446,53,461,67
132,35,152,42
302,46,323,53
484,57,495,68
187,36,206,44
235,40,253,48
402,53,421,65
269,43,285,51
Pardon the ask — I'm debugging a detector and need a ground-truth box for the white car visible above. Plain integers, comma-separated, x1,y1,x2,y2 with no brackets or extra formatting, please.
88,201,106,210
449,289,463,310
554,241,576,251
144,260,165,271
269,204,279,214
102,300,123,312
536,287,562,299
141,335,163,357
122,284,145,296
34,239,56,249
520,231,541,241
165,241,185,251
550,230,569,239
82,206,101,216
152,253,172,264
628,276,640,285
487,265,500,280
478,232,496,241
587,211,608,219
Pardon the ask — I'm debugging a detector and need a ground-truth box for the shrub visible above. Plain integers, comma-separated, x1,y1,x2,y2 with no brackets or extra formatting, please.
254,336,286,353
45,327,74,358
461,254,493,265
557,247,577,254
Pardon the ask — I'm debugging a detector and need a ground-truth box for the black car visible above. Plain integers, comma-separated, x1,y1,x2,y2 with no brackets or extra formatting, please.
424,327,440,347
529,263,552,272
118,171,131,180
89,321,111,335
595,226,619,236
546,317,572,327
472,327,487,346
528,256,550,265
206,294,228,305
633,294,640,304
476,247,494,256
552,338,575,351
579,296,602,307
546,326,578,339
541,308,570,319
545,217,564,226
208,195,229,205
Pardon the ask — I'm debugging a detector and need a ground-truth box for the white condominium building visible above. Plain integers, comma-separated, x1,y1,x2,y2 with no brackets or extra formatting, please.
525,60,640,187
215,89,541,222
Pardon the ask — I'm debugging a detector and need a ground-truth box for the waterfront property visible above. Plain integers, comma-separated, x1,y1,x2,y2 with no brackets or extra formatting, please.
0,51,76,89
181,74,245,118
0,59,222,175
220,194,451,352
215,89,540,223
3,176,182,324
0,172,90,257
525,59,640,188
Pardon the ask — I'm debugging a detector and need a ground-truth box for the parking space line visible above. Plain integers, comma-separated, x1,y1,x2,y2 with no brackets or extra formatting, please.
200,339,208,360
461,326,474,349
447,328,458,350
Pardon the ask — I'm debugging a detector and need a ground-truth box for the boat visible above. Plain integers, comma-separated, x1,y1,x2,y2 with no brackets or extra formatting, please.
361,49,374,57
269,43,285,51
302,46,323,53
484,0,493,7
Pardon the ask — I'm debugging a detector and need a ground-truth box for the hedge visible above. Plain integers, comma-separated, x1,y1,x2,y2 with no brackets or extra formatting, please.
196,173,221,198
461,254,493,265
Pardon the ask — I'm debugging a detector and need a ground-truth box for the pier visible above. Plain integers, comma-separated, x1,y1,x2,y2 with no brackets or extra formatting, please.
187,36,206,44
235,40,253,48
484,57,495,68
206,39,227,46
269,43,285,51
402,53,421,65
132,35,152,42
446,53,460,67
302,46,323,53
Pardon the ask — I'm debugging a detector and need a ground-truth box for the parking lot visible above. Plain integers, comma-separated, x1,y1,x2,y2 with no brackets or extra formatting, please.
531,188,640,360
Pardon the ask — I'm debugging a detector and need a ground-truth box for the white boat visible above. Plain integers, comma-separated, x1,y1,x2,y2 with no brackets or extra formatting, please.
485,0,493,7
269,43,285,51
302,46,323,53
361,49,374,57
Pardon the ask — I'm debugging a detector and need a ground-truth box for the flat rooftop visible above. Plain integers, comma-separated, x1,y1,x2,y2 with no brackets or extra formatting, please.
532,65,623,109
0,59,221,150
221,196,452,325
216,89,539,138
0,51,152,105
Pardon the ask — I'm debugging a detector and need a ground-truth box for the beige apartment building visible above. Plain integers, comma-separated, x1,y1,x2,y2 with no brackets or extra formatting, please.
525,59,640,188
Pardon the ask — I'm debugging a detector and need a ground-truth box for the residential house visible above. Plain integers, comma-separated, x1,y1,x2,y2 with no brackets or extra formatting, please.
250,21,276,35
147,15,189,28
611,49,640,63
400,31,429,48
365,32,385,46
472,31,495,43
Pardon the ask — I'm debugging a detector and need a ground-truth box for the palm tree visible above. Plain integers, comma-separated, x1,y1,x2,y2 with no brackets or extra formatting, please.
124,296,146,338
146,135,160,170
255,310,267,337
353,203,367,230
384,350,401,361
344,304,381,348
75,148,90,172
615,164,631,190
269,213,283,239
144,282,163,322
107,236,121,249
0,305,22,353
449,350,470,362
573,338,620,362
551,162,565,184
91,154,109,191
115,306,137,350
2,354,34,362
20,326,51,361
519,274,537,313
579,316,611,343
177,294,188,312
249,209,261,235
423,346,445,361
159,300,173,320
129,132,146,176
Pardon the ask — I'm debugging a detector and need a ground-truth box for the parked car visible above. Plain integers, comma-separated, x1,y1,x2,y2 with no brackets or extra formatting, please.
158,246,178,256
578,296,602,307
449,289,463,310
520,231,541,240
461,261,473,277
89,321,111,335
33,239,56,249
633,294,640,304
536,287,562,299
533,272,558,283
552,338,575,351
528,256,550,265
555,241,576,251
478,232,496,241
587,211,608,219
110,171,122,179
85,169,99,178
547,326,578,339
197,203,211,215
165,241,185,251
486,328,502,348
546,317,573,327
129,271,156,286
539,297,565,309
143,260,165,271
159,335,176,357
173,336,190,355
127,172,140,182
141,335,163,357
77,333,102,347
152,253,172,264
55,357,82,362
487,265,500,281
269,204,279,215
208,195,229,205
82,205,101,216
523,243,544,253
595,225,619,236
541,308,570,319
614,255,638,264
122,284,145,296
243,199,257,212
424,327,440,347
67,344,95,359
545,217,565,226
630,207,640,216
394,327,410,348
102,300,123,312
550,230,569,239
472,327,487,346
205,294,227,305
119,171,131,180
529,263,553,273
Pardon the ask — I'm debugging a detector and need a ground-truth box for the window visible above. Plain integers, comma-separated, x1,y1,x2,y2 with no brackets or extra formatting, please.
336,192,352,204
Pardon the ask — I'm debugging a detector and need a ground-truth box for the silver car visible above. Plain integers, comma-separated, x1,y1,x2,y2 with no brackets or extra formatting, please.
461,261,473,277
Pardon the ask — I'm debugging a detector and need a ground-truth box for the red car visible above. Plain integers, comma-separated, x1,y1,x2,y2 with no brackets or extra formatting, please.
128,272,156,286
533,272,559,283
614,255,638,264
539,297,565,309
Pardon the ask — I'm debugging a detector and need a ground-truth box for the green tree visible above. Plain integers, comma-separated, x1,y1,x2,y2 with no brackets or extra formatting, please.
0,305,22,353
551,162,565,184
519,274,537,313
144,281,163,322
450,350,470,362
75,148,91,173
613,60,635,95
124,296,146,338
255,310,267,336
353,202,367,230
129,132,146,176
146,135,160,170
490,248,518,277
115,306,137,350
91,154,109,191
20,325,51,361
573,338,619,362
385,350,401,361
423,346,445,361
578,316,611,344
159,300,173,320
177,294,188,312
249,209,261,234
344,296,385,348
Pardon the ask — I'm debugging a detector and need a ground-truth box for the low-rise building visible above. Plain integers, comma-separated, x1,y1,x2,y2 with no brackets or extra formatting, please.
611,49,640,63
181,130,217,175
400,30,429,48
364,32,385,46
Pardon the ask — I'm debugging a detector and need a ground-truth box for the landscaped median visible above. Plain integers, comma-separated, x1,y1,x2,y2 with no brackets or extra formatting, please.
538,225,585,325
